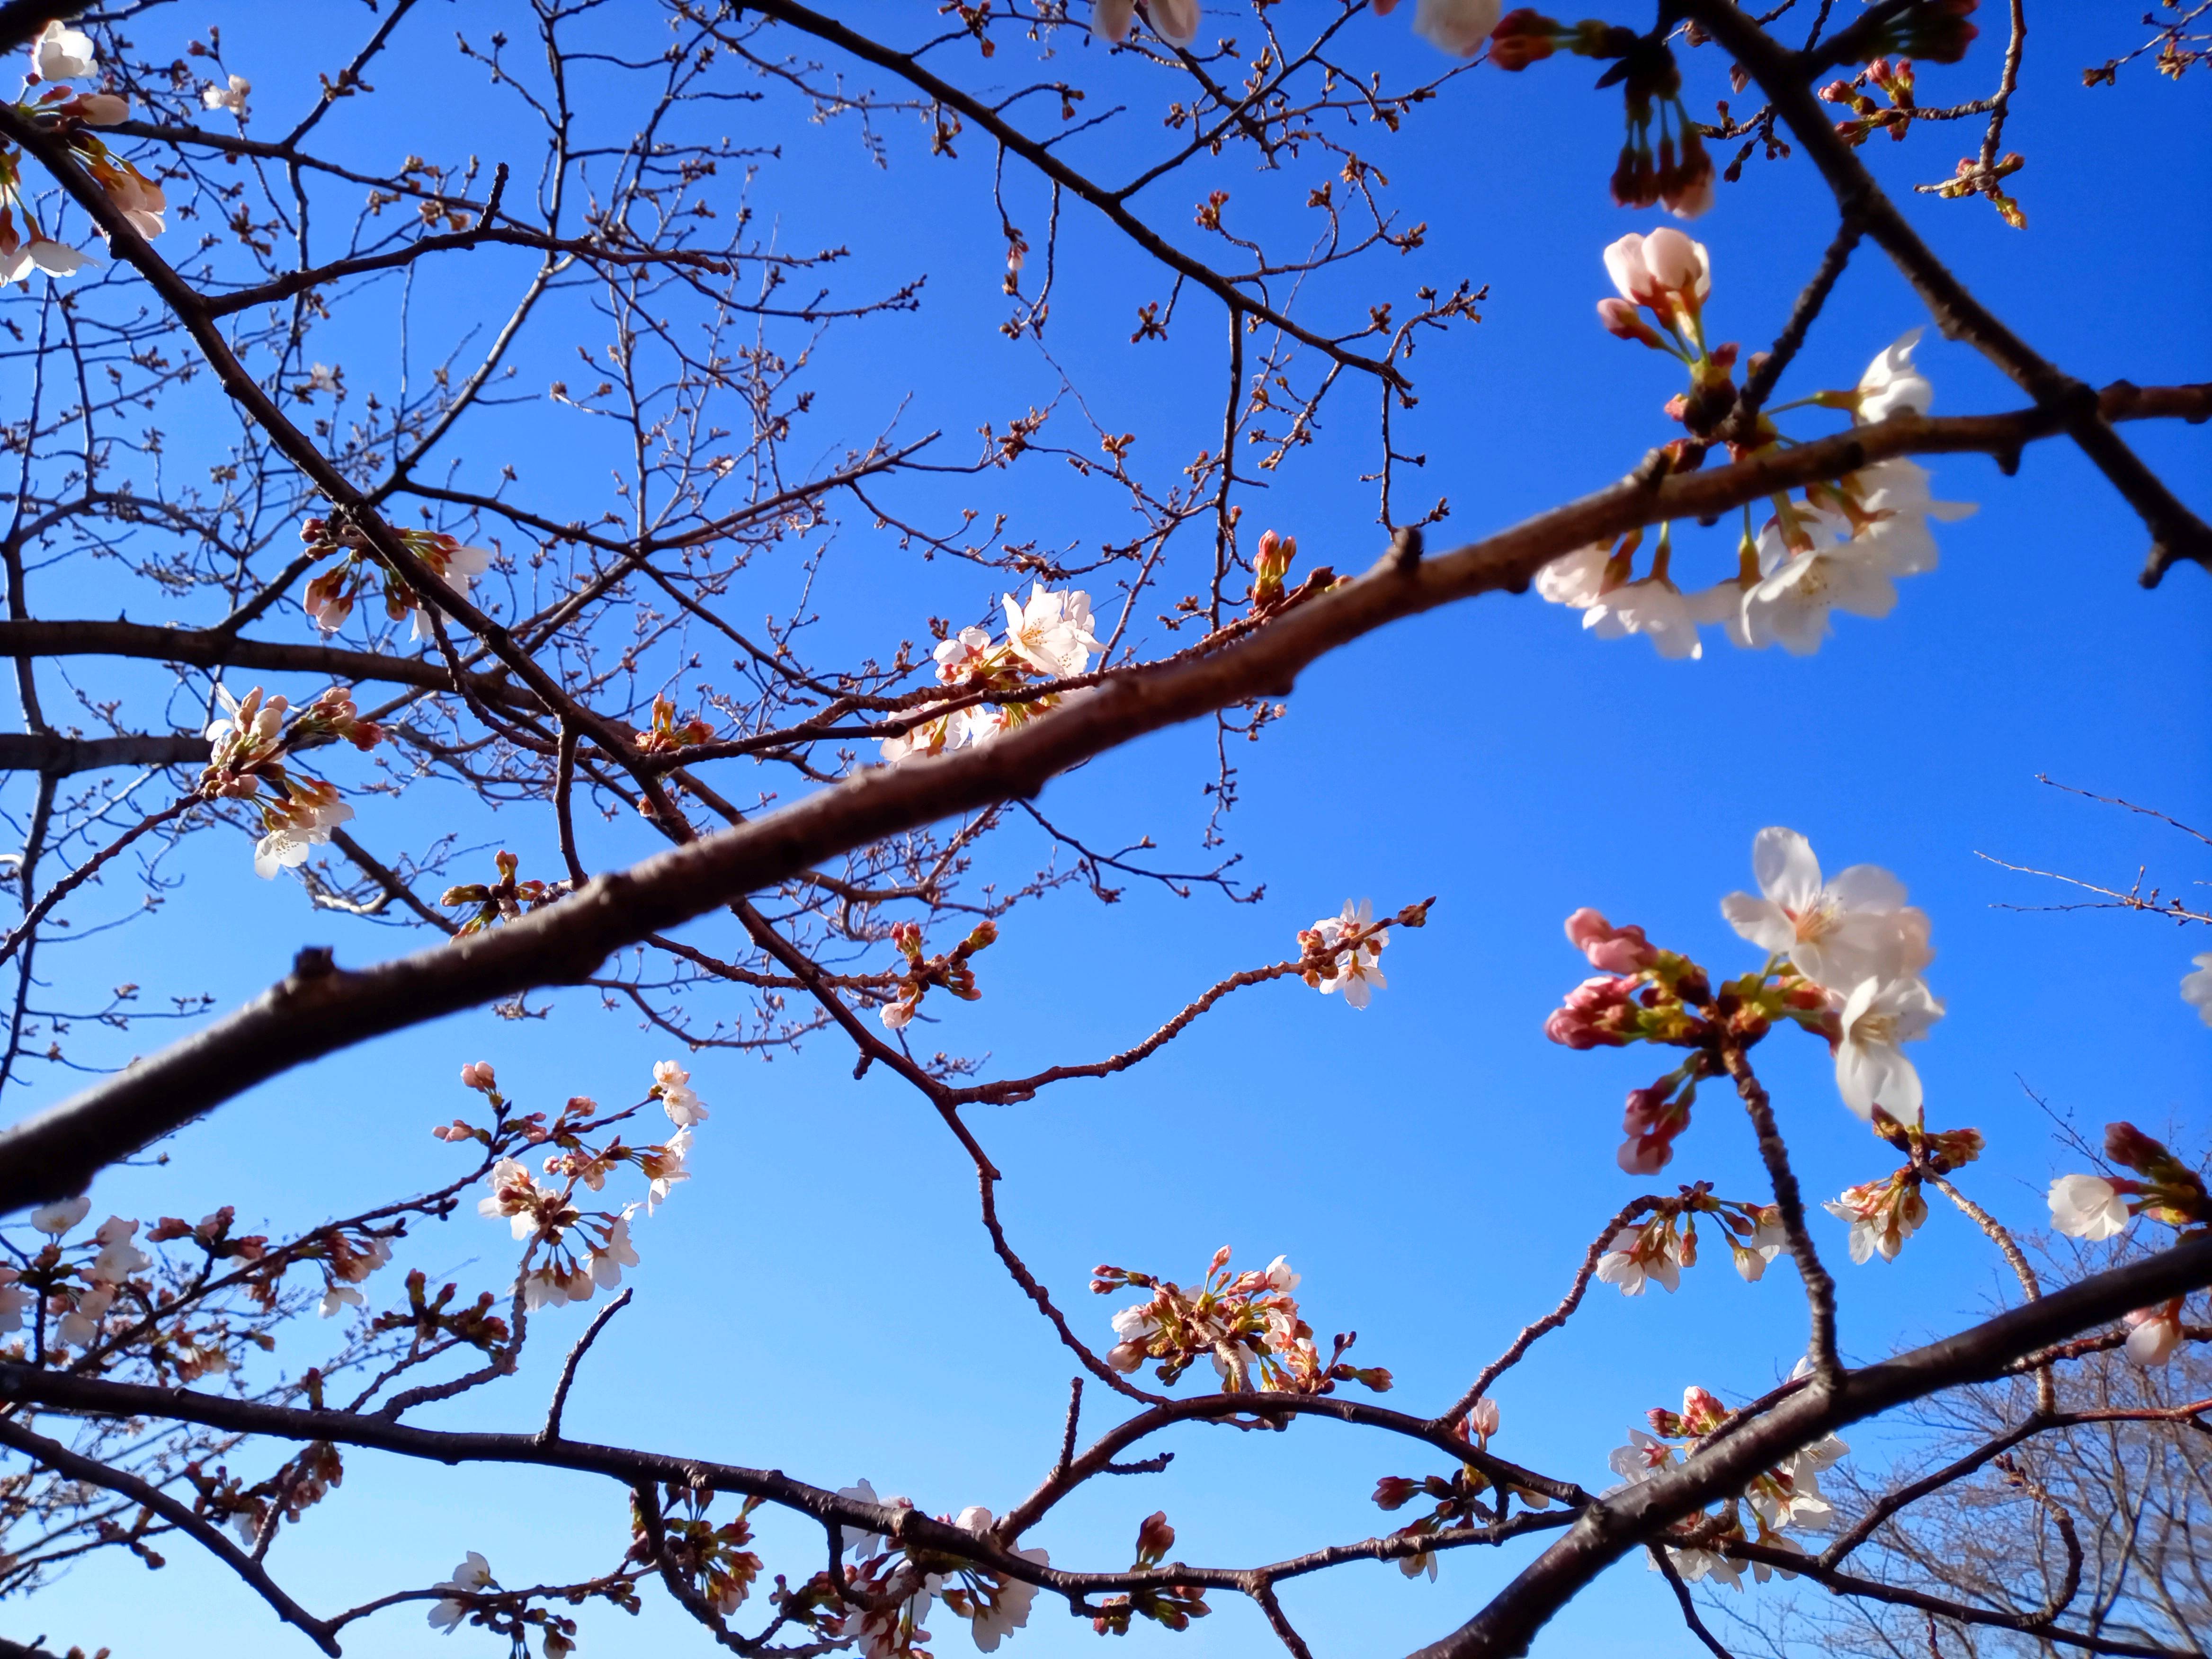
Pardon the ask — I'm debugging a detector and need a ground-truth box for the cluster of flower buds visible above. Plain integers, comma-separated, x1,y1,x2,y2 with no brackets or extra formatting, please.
298,515,494,639
1487,14,1712,214
1543,908,1723,1055
1370,1400,1534,1580
3,24,165,286
1088,1511,1209,1635
1249,528,1295,611
880,583,1102,764
880,919,999,1032
1609,1376,1849,1590
633,694,714,755
457,1062,704,1312
440,850,571,935
628,1488,764,1617
1820,56,1923,146
187,1441,346,1557
1597,1185,1788,1295
1299,897,1425,1009
2048,1123,2207,1367
808,1485,1050,1659
1542,224,1975,661
370,1267,511,1353
423,1549,581,1654
200,683,382,879
1094,1247,1391,1396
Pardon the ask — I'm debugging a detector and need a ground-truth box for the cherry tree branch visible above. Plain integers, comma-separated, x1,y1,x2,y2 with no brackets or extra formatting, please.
0,384,2205,1213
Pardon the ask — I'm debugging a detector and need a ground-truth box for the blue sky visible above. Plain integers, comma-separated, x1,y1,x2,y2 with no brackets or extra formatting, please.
8,4,2210,1657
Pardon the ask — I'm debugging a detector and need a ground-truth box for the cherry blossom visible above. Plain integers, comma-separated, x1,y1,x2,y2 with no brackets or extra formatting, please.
29,1194,89,1236
2183,952,2212,1026
0,1267,27,1333
1580,575,1706,660
1003,583,1102,677
1823,1170,1928,1263
33,21,97,81
1304,898,1389,1008
641,1127,693,1211
2047,1173,2132,1240
1409,0,1504,55
1833,973,1944,1124
1564,908,1659,975
653,1060,709,1127
944,1505,1049,1652
1602,229,1710,330
2123,1299,2185,1367
201,75,251,118
1719,828,1933,994
1739,513,1901,656
428,1550,495,1632
92,1215,151,1279
410,542,493,640
1597,1221,1683,1296
1090,0,1196,48
1607,1427,1676,1484
319,1283,364,1319
1850,328,1934,424
55,1284,114,1350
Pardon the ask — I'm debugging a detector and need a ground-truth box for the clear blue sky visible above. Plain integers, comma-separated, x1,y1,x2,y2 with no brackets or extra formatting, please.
10,5,2209,1657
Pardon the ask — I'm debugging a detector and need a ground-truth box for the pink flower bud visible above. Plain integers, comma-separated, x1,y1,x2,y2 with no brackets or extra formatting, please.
460,1061,497,1092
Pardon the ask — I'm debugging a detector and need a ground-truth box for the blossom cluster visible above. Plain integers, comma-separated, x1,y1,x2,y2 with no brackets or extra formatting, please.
440,849,571,935
202,682,384,878
1608,1373,1851,1590
1370,1399,1534,1580
1549,829,1993,1280
1539,229,1974,660
298,514,495,640
424,1549,581,1655
881,919,999,1032
880,583,1102,764
1597,1184,1788,1295
2047,1121,2208,1366
1298,897,1396,1009
3,24,166,285
457,1061,705,1311
796,1483,1049,1658
1087,1511,1209,1636
1095,1247,1391,1395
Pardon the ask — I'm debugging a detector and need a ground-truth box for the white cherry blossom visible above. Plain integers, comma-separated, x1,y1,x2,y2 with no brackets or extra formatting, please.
1606,1427,1676,1484
0,1268,28,1333
428,1551,494,1631
1739,513,1900,656
1596,1225,1681,1295
2123,1304,2183,1367
201,75,251,117
1001,583,1101,678
410,543,493,641
1720,828,1934,992
2183,952,2212,1026
30,1194,90,1236
35,21,98,81
1854,329,1933,424
1411,0,1504,55
2047,1173,2131,1240
654,1059,709,1126
1603,229,1710,314
1581,577,1705,660
1311,898,1388,1008
92,1216,151,1280
320,1283,365,1318
1833,974,1944,1124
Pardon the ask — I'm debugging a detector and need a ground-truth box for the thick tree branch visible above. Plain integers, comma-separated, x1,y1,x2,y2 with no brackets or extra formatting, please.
0,386,2205,1211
